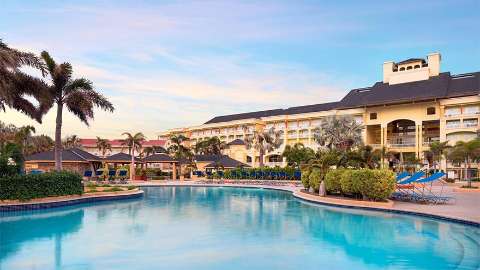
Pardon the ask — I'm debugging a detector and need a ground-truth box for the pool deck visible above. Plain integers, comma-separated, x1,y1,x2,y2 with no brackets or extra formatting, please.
133,180,480,226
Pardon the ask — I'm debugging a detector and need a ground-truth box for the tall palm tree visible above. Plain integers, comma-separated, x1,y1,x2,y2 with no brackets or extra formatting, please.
0,39,49,122
244,127,283,167
39,51,114,170
313,115,363,151
167,135,193,179
121,132,146,180
96,137,111,157
449,139,480,187
427,141,450,172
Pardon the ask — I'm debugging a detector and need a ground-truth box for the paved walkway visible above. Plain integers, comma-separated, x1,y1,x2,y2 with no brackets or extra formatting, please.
132,180,480,225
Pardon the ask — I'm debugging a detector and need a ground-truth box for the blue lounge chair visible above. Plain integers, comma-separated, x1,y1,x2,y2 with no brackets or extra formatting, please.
392,172,426,200
95,169,105,182
117,170,128,184
218,171,224,178
412,172,452,204
242,171,249,179
294,170,301,180
396,172,410,182
107,170,117,183
397,171,425,185
30,169,43,175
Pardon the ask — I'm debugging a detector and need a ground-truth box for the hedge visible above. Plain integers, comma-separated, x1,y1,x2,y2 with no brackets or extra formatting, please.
213,167,299,180
0,171,83,201
324,169,395,201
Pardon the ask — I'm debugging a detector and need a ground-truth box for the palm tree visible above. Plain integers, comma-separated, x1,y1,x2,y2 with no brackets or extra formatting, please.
194,136,225,155
14,125,36,155
449,139,480,187
39,51,114,170
96,137,111,157
244,127,283,167
63,135,82,149
282,143,315,168
0,39,49,122
121,132,146,180
313,115,363,151
167,135,193,179
427,141,450,172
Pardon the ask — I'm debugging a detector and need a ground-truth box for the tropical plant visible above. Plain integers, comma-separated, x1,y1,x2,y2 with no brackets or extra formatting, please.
96,137,111,157
426,141,450,172
167,135,193,179
313,115,363,151
37,51,114,170
63,135,82,149
0,142,23,176
194,136,226,155
121,132,146,180
0,39,50,122
26,134,54,155
282,143,316,168
244,127,283,167
14,125,36,155
448,139,480,187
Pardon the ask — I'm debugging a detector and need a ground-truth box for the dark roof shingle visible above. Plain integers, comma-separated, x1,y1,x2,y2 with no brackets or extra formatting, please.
25,148,101,162
204,156,250,169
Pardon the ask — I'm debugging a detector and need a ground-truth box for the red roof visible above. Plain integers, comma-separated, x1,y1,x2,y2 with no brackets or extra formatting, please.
79,138,165,147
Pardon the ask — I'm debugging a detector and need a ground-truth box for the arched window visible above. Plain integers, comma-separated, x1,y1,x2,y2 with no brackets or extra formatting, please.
407,66,413,70
399,67,405,71
414,65,420,69
246,156,252,163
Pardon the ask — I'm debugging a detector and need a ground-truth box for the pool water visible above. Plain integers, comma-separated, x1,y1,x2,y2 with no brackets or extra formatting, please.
0,187,479,270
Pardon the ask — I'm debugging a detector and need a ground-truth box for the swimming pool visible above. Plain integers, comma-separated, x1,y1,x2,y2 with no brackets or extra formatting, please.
1,186,479,270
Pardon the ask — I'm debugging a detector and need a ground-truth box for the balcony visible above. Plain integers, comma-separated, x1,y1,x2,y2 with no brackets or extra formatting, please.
386,135,416,147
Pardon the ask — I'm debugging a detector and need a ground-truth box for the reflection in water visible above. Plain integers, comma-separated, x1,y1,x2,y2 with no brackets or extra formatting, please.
0,187,479,270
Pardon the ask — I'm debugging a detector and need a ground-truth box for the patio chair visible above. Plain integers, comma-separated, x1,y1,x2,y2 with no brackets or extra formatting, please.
392,171,425,200
218,171,224,178
83,170,93,182
396,172,410,182
95,169,105,183
30,169,44,175
242,171,249,179
117,169,128,184
294,170,301,181
412,172,453,204
107,170,117,184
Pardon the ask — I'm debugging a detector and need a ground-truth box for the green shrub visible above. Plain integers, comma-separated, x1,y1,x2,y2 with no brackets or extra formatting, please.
301,168,311,189
360,170,395,201
325,169,345,194
340,169,355,195
86,182,97,188
309,168,322,192
127,185,137,190
0,171,83,201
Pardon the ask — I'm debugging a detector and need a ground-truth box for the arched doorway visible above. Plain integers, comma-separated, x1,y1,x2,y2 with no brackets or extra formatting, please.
386,119,416,147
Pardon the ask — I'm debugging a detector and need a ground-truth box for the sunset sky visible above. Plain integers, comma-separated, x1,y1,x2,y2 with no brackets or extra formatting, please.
1,0,478,139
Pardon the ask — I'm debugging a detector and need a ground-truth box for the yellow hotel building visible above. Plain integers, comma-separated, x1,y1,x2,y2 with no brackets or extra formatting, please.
159,53,479,179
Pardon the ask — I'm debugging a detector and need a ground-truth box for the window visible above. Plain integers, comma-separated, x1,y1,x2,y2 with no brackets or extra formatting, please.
464,105,480,115
427,107,436,115
399,67,405,71
268,155,282,162
246,156,252,163
445,107,461,116
446,120,461,129
414,65,420,69
407,66,412,70
463,118,478,127
370,113,377,120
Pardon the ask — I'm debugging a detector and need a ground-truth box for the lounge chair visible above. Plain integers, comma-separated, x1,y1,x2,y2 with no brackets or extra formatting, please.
95,169,105,183
108,170,117,184
294,170,301,181
392,171,426,200
412,172,453,204
83,170,93,182
396,172,410,182
117,170,128,184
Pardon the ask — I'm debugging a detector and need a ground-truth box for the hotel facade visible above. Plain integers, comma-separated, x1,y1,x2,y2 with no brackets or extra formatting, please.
159,53,479,179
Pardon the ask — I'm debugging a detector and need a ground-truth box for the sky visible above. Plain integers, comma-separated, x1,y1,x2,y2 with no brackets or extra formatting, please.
1,0,479,139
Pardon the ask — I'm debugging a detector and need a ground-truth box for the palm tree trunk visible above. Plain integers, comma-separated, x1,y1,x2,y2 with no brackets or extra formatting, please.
130,147,135,181
467,157,471,188
259,149,264,167
54,102,63,171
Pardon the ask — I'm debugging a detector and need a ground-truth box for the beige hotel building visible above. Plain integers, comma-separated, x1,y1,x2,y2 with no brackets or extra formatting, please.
159,53,479,179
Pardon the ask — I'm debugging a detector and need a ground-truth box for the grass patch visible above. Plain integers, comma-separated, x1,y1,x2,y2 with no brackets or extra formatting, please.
127,185,137,190
104,187,123,192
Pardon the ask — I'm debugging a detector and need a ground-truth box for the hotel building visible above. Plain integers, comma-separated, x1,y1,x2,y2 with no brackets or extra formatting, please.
159,53,479,179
